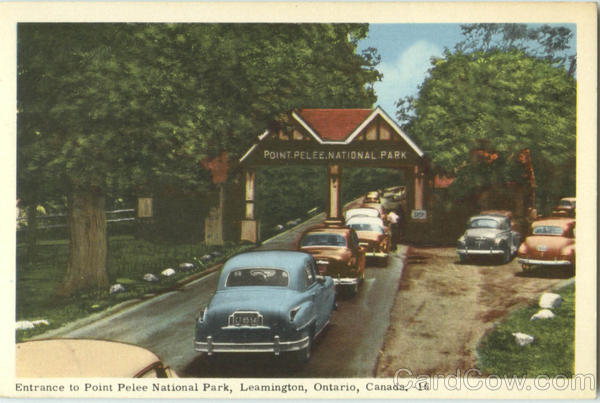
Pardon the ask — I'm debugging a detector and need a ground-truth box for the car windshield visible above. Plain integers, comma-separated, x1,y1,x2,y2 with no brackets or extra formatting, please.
300,233,347,247
226,268,289,287
469,218,499,229
532,226,564,236
348,223,384,234
559,200,575,208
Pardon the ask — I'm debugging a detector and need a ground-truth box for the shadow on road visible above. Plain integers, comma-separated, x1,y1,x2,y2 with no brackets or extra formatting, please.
515,266,575,279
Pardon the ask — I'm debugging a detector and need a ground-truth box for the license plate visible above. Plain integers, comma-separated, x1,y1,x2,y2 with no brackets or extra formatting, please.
229,312,262,327
316,260,329,265
537,245,548,252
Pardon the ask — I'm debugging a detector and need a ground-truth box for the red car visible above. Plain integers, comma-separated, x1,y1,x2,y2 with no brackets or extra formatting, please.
517,217,575,271
298,226,366,295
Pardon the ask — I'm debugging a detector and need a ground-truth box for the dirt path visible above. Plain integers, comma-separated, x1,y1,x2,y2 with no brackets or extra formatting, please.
376,246,574,377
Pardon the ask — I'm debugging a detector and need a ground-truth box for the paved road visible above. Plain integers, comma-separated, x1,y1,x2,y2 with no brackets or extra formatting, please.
61,212,407,378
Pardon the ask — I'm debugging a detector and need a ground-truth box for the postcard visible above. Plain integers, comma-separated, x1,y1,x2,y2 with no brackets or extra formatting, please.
1,1,597,400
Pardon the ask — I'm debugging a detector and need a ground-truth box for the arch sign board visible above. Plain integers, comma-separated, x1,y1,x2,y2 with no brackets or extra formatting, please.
239,107,429,242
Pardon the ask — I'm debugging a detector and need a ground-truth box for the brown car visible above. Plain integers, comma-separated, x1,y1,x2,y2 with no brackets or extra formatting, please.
16,338,177,378
517,217,575,271
363,191,381,204
346,216,391,262
298,226,366,295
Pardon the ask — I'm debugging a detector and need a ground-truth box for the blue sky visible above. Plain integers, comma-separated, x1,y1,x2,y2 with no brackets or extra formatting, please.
357,23,576,123
358,24,464,120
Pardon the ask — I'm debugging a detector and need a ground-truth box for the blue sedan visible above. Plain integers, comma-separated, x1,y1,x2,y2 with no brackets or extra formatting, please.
194,250,336,363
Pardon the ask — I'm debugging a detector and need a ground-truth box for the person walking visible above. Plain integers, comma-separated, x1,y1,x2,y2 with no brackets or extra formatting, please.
387,210,400,251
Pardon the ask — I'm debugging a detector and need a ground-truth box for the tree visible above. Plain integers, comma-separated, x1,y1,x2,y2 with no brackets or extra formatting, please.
18,23,381,295
456,23,576,74
397,50,576,210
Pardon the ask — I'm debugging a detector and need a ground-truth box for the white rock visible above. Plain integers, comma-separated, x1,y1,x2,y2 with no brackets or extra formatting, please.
530,309,555,321
16,321,34,330
32,319,49,326
143,273,159,282
539,293,562,309
512,332,535,346
179,263,195,271
109,284,126,294
161,268,176,277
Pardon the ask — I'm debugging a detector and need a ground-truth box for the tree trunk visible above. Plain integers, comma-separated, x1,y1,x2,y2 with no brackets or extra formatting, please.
58,188,108,296
25,205,38,260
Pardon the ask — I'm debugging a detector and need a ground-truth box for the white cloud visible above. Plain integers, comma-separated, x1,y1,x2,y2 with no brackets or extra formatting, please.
375,40,443,117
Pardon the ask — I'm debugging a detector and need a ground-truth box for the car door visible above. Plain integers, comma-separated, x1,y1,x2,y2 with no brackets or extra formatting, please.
304,260,330,332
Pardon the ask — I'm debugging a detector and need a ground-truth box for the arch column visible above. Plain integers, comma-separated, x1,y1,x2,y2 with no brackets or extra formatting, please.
324,164,344,227
240,168,259,243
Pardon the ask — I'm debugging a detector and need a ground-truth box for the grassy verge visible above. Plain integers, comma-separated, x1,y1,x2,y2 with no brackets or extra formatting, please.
16,236,252,342
476,283,575,377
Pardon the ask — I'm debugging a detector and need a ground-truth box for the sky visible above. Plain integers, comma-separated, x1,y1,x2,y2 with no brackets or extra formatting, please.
357,24,464,120
357,23,576,123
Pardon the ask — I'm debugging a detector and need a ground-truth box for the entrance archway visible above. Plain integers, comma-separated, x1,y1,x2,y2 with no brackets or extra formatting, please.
239,107,429,243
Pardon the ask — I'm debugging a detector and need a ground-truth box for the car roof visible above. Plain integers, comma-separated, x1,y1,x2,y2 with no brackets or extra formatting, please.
346,216,385,226
16,339,162,378
560,197,576,202
469,214,506,222
345,207,379,216
219,250,315,291
302,226,350,235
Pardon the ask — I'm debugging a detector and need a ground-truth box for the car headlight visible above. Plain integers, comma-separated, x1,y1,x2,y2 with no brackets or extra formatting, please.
494,237,503,245
458,235,465,244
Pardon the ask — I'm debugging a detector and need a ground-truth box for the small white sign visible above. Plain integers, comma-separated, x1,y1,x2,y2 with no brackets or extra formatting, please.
411,209,427,220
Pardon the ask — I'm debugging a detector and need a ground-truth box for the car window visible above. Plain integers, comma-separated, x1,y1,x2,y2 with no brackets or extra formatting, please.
532,226,564,236
469,218,499,229
300,233,347,247
226,268,289,287
348,223,384,234
303,263,316,288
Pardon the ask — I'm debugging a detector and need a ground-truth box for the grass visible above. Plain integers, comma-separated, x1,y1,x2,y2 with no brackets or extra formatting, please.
476,283,575,377
16,235,252,342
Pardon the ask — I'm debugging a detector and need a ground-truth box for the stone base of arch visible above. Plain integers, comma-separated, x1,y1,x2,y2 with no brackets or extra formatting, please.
241,219,259,244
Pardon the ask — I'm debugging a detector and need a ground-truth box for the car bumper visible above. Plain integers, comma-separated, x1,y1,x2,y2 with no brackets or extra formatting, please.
333,277,360,286
365,251,389,258
195,335,310,355
457,248,504,255
518,258,573,266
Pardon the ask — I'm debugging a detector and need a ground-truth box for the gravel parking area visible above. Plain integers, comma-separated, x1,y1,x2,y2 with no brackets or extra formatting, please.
376,246,574,377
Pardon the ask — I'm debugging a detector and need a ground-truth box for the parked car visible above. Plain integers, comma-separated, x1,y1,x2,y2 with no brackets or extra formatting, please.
194,250,335,364
346,216,391,262
456,213,521,264
16,339,177,378
381,186,406,213
298,226,366,295
517,217,575,271
359,202,386,219
552,197,576,218
345,207,381,221
363,191,381,204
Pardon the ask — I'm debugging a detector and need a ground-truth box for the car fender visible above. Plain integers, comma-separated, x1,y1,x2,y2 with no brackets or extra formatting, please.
291,301,316,332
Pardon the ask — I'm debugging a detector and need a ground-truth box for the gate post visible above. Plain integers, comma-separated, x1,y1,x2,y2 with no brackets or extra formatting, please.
240,168,259,243
324,164,344,227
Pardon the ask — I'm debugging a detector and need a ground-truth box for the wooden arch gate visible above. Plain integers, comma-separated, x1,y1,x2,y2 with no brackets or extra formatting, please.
238,107,429,243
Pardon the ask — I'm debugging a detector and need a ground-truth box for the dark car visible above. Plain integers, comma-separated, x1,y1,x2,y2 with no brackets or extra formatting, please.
552,197,576,218
517,217,575,271
456,213,521,264
298,226,366,295
194,250,335,364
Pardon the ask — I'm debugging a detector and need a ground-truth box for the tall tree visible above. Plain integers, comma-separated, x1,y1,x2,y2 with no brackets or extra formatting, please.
397,50,576,210
17,23,381,295
456,23,576,74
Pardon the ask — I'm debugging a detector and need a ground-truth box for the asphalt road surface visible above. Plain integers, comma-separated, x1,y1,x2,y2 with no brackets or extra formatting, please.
60,213,407,378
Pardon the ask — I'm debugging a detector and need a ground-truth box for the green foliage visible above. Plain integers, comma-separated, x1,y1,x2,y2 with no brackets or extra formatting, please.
477,284,574,377
18,23,381,200
16,236,252,341
398,50,576,210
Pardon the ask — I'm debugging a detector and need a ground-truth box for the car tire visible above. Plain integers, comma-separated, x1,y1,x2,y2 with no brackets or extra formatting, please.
502,246,511,264
521,263,532,272
291,331,313,365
